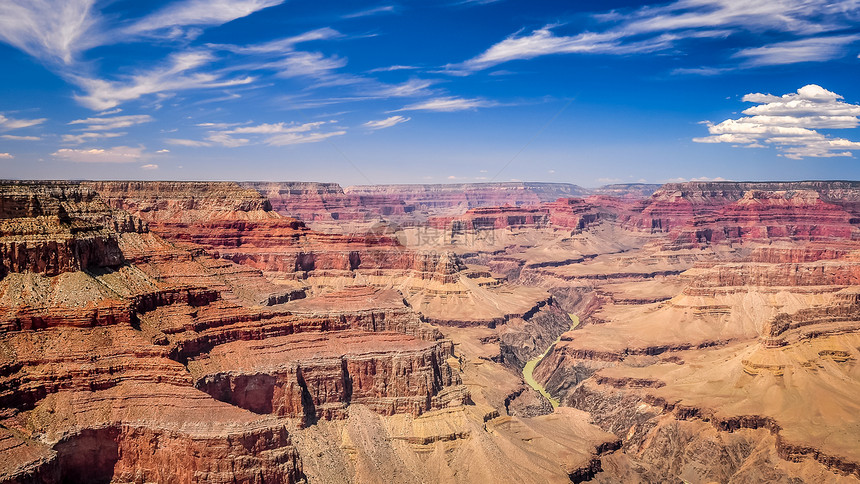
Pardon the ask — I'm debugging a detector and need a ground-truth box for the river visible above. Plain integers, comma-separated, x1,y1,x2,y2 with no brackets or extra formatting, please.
522,314,579,409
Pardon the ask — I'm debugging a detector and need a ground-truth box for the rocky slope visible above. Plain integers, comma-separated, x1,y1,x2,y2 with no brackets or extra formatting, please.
2,179,859,483
1,181,620,484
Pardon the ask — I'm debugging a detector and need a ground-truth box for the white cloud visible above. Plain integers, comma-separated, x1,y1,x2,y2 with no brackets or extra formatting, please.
156,149,170,153
734,35,860,66
208,28,341,55
166,138,212,147
140,163,159,170
342,6,395,19
394,96,498,112
62,132,125,144
694,84,860,159
454,1,860,72
0,0,101,64
366,79,435,98
455,27,636,71
68,114,153,131
366,65,418,73
51,146,146,163
362,115,410,130
205,132,249,147
0,134,41,141
0,153,13,159
125,0,285,37
597,177,621,183
165,120,345,147
228,121,326,134
0,113,46,130
270,51,348,79
72,51,254,110
266,130,346,146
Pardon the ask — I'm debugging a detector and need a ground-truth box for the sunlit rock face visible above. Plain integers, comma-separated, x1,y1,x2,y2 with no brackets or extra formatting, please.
2,179,859,483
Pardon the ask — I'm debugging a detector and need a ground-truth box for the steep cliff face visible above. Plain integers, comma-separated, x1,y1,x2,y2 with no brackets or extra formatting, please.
427,197,601,233
628,181,860,239
0,182,146,277
242,181,414,222
345,182,590,213
191,332,467,423
0,182,474,483
84,181,275,222
671,189,858,246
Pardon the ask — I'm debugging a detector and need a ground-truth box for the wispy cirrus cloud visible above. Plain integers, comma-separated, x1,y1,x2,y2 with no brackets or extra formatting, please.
0,134,41,141
363,115,410,130
0,0,101,64
364,79,436,98
208,27,341,54
394,96,498,112
453,0,860,72
342,5,395,19
733,34,860,66
0,1,279,110
366,65,419,73
165,138,212,147
71,51,254,110
166,120,345,147
0,113,47,130
68,114,153,131
123,0,286,38
694,84,860,159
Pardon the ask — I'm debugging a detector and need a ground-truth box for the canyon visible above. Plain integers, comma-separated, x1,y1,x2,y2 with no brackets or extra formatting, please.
1,178,858,483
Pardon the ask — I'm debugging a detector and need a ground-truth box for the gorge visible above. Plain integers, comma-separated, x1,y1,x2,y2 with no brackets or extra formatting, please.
1,179,858,483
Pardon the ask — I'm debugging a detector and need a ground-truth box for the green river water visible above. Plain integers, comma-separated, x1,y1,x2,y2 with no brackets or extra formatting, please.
522,314,579,408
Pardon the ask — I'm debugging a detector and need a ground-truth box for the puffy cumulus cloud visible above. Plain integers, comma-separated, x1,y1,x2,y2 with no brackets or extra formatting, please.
68,114,153,131
140,163,159,170
0,153,14,159
694,84,860,159
394,96,497,112
362,116,410,130
0,113,46,130
51,146,146,163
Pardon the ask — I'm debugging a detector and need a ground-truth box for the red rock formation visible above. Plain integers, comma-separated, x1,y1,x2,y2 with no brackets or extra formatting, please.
672,190,858,246
242,181,415,221
427,197,601,234
0,182,146,277
345,182,589,214
627,181,860,240
191,331,468,423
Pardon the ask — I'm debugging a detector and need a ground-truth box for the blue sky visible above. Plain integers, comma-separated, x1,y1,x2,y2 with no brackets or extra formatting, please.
0,0,858,186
